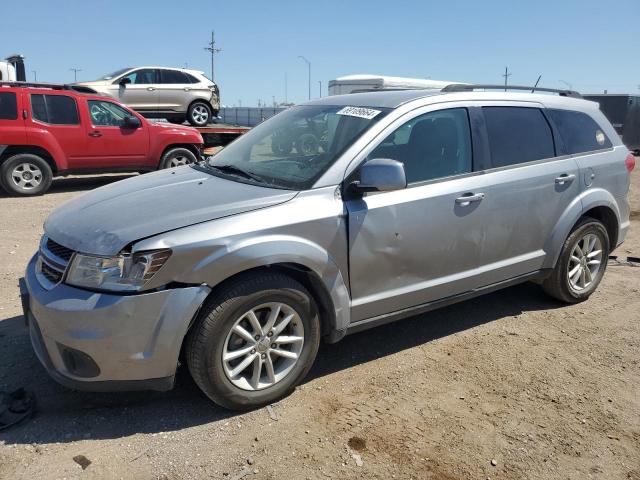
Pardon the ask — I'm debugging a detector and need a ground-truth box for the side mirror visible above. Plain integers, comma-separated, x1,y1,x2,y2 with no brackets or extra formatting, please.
121,115,141,128
119,77,131,86
351,158,407,193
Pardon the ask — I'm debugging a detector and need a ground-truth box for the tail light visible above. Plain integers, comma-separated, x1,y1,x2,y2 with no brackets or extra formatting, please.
626,153,636,173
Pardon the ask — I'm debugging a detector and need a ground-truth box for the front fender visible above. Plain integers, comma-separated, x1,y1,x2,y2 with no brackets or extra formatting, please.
543,188,621,268
184,235,351,336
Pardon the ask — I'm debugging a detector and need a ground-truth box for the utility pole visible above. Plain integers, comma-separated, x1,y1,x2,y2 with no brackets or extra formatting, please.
298,56,311,100
318,80,322,98
69,67,82,82
204,30,222,81
32,70,37,82
502,66,511,91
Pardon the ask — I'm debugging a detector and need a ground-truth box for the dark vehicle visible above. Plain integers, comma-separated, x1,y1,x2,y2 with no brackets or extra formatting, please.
584,94,640,153
271,112,329,156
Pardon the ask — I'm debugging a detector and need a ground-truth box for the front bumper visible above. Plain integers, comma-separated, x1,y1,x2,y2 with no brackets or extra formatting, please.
22,255,210,392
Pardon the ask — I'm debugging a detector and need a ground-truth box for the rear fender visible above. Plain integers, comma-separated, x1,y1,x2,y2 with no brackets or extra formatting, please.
544,188,621,268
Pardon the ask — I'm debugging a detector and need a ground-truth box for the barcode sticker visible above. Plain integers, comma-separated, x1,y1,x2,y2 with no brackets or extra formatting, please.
336,106,381,120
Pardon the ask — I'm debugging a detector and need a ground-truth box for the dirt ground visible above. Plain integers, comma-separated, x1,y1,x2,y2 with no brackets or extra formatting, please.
0,164,638,480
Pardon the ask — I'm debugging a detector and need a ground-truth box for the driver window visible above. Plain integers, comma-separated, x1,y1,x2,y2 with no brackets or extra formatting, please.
88,100,132,126
369,108,472,184
121,69,157,85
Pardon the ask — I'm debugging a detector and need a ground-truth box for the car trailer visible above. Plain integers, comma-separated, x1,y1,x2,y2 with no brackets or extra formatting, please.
195,124,250,149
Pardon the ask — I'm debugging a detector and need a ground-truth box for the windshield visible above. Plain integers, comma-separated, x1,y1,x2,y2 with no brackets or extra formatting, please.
98,67,132,81
206,105,389,190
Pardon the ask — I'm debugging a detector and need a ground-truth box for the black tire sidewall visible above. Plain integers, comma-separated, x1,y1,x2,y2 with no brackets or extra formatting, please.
556,219,609,302
159,148,197,169
188,275,320,410
187,102,211,126
1,154,53,196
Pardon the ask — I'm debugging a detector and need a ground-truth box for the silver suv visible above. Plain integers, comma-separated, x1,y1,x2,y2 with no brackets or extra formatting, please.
78,67,220,126
21,86,635,410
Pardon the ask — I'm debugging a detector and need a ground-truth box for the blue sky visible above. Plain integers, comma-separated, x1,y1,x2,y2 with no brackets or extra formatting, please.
3,0,639,106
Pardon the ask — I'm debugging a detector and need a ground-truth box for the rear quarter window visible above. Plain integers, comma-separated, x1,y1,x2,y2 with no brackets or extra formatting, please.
546,109,612,154
483,107,555,168
0,92,18,120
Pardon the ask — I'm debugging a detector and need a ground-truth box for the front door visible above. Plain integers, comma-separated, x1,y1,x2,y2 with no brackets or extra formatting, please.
346,107,488,322
115,68,158,112
82,99,150,168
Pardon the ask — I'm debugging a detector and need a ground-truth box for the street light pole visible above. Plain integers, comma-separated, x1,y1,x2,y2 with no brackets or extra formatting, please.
318,80,322,98
559,79,573,90
298,56,311,100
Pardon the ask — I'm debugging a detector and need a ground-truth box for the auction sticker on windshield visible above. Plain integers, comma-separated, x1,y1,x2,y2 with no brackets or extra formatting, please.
336,106,381,120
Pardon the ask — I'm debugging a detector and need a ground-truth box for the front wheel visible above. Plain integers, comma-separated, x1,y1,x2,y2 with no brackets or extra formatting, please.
542,217,609,303
159,147,198,169
187,102,212,127
0,153,53,196
186,272,320,410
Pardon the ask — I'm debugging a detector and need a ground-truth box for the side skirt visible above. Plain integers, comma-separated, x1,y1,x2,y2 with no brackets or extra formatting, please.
346,269,551,335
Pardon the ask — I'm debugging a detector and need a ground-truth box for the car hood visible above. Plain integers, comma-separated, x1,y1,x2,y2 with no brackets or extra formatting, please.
44,167,298,256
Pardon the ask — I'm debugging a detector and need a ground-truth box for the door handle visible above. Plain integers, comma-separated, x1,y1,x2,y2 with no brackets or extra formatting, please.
554,173,576,184
147,87,155,91
88,130,102,137
455,192,485,206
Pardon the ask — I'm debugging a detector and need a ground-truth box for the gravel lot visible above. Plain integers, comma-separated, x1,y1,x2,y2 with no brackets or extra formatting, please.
0,165,638,480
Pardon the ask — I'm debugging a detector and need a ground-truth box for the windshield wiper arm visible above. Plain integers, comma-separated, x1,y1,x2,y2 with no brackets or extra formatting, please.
208,164,267,183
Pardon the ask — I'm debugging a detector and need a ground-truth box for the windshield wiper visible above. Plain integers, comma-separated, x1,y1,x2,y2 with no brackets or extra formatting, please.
208,164,267,184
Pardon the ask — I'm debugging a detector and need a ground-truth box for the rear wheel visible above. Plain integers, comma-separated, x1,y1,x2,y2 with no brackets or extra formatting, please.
186,272,320,410
542,217,609,303
159,147,198,169
0,153,53,196
187,102,212,127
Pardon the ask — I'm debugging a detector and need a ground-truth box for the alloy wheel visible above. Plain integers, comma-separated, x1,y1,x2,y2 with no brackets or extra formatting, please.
11,163,43,190
222,302,305,391
567,233,603,291
191,105,209,125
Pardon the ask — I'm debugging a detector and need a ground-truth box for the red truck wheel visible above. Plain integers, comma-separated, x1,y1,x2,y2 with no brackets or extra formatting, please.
1,154,53,196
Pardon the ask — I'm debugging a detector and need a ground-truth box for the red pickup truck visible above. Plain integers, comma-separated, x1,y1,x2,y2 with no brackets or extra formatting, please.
0,82,204,195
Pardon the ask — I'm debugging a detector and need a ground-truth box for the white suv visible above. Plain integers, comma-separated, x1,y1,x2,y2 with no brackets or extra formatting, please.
78,67,220,126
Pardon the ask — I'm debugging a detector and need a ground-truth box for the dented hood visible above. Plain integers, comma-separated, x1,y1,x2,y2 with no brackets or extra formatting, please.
44,167,297,256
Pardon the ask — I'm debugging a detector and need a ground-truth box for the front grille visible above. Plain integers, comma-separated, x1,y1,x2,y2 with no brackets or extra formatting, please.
41,260,63,284
46,238,74,262
36,235,76,290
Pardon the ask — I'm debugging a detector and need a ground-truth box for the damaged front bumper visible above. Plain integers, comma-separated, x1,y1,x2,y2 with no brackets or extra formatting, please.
21,255,210,392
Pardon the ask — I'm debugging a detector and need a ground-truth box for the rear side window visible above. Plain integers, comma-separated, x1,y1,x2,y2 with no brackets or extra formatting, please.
30,94,79,125
0,92,18,120
483,107,555,167
185,73,200,83
160,69,189,84
546,109,612,154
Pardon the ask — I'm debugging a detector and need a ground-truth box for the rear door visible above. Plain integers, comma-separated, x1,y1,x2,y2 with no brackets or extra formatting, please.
470,104,581,285
26,92,88,168
156,69,192,113
82,98,150,168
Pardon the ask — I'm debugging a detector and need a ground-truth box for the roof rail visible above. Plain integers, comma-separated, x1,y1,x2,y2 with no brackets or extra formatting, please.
0,81,97,94
441,84,582,98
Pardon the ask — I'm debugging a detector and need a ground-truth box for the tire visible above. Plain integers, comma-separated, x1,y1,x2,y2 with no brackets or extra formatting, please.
187,102,212,127
542,217,609,303
295,133,319,155
159,148,198,169
0,153,53,196
186,272,321,410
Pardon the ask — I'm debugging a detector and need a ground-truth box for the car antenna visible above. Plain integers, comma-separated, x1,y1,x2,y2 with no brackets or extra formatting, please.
531,75,542,93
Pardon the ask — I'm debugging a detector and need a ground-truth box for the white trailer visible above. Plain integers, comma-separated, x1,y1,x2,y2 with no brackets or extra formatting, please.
328,74,464,96
0,55,26,82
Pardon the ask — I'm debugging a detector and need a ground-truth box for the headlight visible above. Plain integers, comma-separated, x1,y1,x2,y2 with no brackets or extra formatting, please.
66,250,172,292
